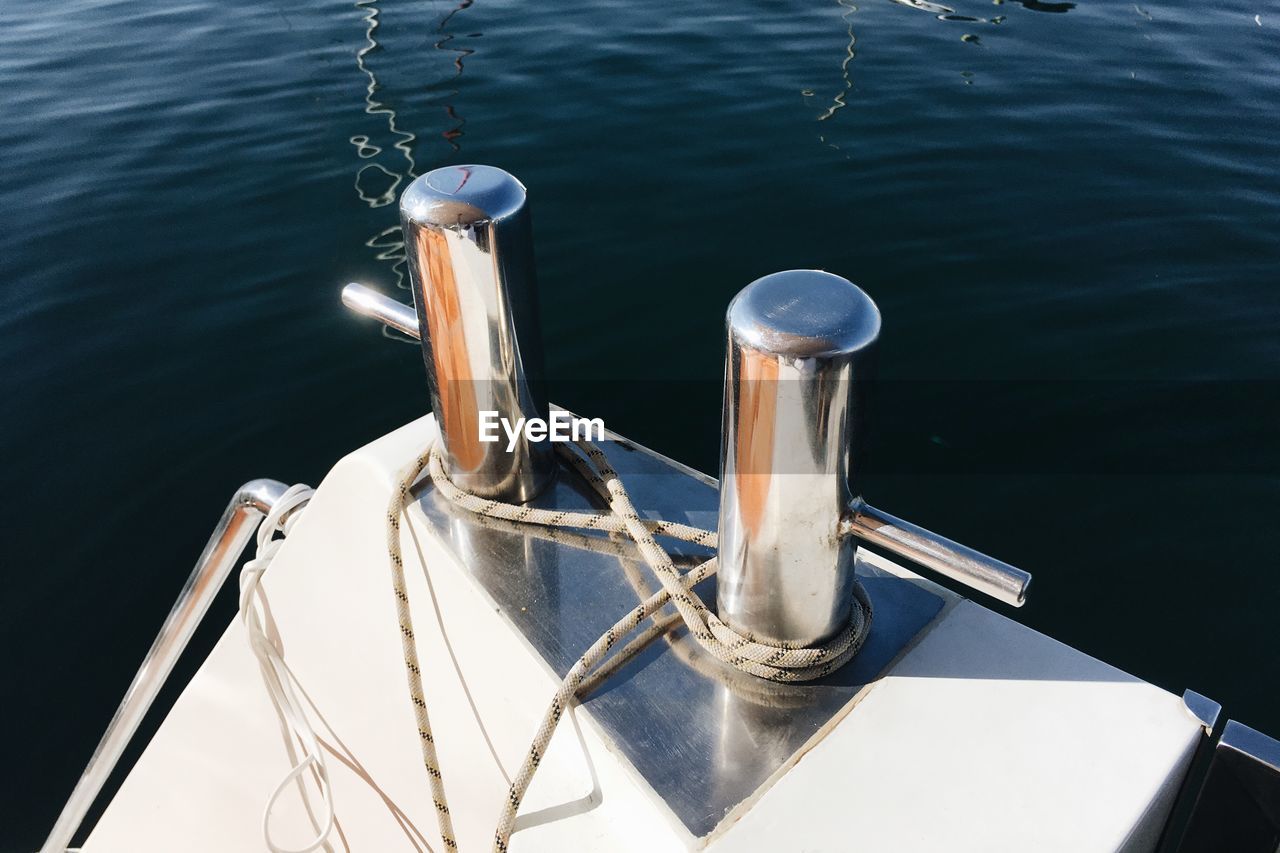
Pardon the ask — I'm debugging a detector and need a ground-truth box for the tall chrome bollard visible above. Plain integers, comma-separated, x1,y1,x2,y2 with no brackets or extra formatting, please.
401,165,556,502
718,270,880,646
717,270,1031,649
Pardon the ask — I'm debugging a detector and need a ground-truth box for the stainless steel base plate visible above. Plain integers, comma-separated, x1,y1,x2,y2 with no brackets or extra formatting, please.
417,435,946,839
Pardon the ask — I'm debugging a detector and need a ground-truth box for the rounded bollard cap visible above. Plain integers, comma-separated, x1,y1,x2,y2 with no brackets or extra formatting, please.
400,164,528,229
727,270,881,359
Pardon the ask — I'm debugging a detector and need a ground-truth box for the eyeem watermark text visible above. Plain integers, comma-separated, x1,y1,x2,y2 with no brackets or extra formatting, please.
479,410,605,451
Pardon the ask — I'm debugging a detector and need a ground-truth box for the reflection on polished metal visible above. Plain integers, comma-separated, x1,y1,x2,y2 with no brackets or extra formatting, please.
41,479,292,853
342,282,420,337
1178,719,1280,852
718,270,1031,647
718,270,881,647
400,164,554,502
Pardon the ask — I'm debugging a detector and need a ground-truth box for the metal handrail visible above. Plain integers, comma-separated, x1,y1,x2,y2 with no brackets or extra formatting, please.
41,479,291,853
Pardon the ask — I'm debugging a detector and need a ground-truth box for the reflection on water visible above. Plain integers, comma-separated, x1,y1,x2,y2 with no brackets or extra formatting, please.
811,0,1076,140
1013,0,1075,12
891,0,953,13
352,0,417,208
352,0,416,296
817,0,858,123
349,0,476,301
890,0,1073,23
432,1,476,152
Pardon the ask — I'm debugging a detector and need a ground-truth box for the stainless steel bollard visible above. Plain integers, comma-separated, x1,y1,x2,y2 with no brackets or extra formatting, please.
717,270,1031,648
401,164,556,502
718,270,880,646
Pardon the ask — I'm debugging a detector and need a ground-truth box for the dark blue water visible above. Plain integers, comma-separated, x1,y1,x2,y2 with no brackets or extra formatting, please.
2,0,1278,846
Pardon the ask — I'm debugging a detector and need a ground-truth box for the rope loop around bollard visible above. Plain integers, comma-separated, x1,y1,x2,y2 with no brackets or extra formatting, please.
387,438,873,853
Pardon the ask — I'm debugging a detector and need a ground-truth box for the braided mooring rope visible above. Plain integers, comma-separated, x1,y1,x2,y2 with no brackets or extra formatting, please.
387,437,873,852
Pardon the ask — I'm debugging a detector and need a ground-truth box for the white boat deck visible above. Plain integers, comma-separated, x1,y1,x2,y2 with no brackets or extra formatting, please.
83,415,1203,852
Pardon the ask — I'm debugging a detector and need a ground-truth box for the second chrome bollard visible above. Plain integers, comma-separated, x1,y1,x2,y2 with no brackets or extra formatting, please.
717,270,881,647
717,269,1032,649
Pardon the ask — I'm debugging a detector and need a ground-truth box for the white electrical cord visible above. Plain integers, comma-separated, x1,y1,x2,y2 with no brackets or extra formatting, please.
237,483,335,853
